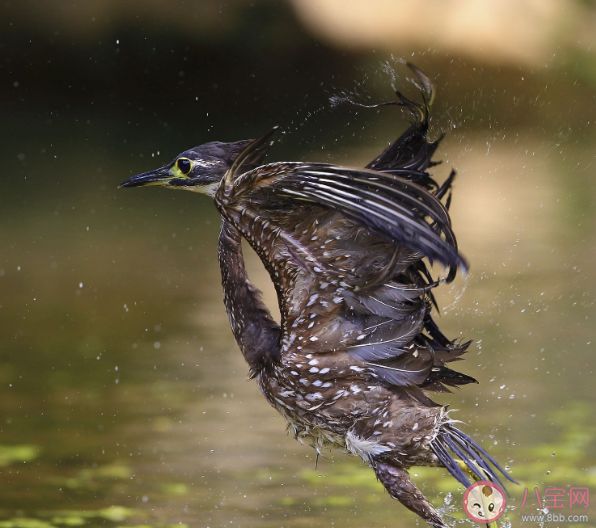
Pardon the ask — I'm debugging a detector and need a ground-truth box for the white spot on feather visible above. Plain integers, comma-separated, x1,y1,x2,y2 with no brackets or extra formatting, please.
307,294,319,307
345,430,391,462
305,392,323,401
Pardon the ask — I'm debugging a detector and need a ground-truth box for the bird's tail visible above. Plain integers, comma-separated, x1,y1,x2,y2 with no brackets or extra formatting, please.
432,423,517,493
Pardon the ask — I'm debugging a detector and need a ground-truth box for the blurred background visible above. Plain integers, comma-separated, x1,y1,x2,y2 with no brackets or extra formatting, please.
1,1,595,527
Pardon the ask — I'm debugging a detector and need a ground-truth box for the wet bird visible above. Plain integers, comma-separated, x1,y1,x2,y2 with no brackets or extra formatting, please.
120,66,514,528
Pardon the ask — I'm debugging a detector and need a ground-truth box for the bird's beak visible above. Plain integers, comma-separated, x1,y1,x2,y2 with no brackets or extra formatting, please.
119,166,172,189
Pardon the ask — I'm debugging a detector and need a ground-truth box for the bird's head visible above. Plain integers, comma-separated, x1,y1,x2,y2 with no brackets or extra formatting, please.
119,139,256,196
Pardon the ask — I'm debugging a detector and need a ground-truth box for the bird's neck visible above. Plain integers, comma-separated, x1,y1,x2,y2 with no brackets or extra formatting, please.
217,218,281,376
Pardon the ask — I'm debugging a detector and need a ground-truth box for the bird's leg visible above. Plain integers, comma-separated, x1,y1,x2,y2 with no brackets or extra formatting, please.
455,459,484,482
456,459,485,481
374,462,448,528
455,460,496,528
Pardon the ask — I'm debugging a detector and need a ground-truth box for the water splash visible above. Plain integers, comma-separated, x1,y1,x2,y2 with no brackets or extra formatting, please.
436,492,459,526
438,272,470,315
380,55,408,92
279,58,425,161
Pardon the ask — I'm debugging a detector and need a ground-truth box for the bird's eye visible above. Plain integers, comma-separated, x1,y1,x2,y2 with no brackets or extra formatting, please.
176,158,192,175
488,503,495,512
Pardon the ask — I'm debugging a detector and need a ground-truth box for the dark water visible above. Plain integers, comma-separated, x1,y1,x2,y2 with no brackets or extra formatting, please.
1,95,595,528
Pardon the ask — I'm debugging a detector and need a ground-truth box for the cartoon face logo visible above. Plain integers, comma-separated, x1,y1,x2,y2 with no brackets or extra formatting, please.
463,481,506,523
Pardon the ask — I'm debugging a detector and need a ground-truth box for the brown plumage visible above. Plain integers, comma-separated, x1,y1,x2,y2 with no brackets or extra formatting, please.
121,65,514,528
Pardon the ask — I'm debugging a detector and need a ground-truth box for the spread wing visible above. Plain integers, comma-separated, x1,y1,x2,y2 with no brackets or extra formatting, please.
215,131,473,392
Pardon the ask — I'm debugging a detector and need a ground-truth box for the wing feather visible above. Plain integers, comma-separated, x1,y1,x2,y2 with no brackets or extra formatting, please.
271,165,466,277
215,86,473,392
367,344,435,387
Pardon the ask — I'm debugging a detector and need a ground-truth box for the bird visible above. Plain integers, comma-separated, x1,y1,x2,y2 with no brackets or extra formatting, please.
120,65,514,528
